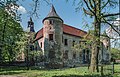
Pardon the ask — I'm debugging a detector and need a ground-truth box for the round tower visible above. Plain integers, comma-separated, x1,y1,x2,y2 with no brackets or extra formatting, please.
43,5,63,67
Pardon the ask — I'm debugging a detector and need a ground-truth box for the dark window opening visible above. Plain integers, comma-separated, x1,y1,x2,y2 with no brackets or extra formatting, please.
49,34,53,41
82,50,86,63
79,41,81,47
64,39,68,46
41,42,42,48
86,50,90,63
50,20,53,25
73,40,75,46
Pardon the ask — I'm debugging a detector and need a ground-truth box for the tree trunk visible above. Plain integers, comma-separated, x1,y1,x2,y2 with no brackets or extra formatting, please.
89,0,101,72
90,21,101,72
90,42,98,72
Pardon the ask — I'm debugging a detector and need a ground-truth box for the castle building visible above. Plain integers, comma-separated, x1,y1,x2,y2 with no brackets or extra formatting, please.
34,5,111,68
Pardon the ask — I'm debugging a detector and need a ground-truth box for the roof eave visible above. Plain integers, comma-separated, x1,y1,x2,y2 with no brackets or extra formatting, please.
42,17,63,23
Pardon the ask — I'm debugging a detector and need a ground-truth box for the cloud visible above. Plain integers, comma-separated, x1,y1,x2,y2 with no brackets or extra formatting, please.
18,6,27,14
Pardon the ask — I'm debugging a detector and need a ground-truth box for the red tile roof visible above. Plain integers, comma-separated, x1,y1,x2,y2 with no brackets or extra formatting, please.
34,28,43,41
34,24,87,41
63,24,87,37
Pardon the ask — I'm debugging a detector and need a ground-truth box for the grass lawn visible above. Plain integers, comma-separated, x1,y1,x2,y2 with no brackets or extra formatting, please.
0,64,120,77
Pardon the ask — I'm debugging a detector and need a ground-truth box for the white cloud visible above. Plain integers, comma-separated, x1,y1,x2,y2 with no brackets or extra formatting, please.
18,6,27,14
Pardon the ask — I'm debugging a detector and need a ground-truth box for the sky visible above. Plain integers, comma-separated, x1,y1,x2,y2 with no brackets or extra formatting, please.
17,0,119,33
18,0,93,32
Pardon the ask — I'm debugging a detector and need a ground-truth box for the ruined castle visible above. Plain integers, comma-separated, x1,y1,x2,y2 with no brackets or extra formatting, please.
26,5,111,68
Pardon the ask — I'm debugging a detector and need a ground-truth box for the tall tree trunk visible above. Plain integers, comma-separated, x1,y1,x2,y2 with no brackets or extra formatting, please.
89,0,101,72
90,22,101,72
90,42,98,72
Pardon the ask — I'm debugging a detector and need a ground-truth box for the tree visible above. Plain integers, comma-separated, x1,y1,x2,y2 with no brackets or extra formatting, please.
106,18,120,49
0,0,20,62
110,48,120,60
67,0,120,72
0,7,23,62
0,0,50,62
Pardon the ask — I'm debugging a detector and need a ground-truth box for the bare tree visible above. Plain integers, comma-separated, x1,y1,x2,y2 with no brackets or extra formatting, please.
66,0,120,72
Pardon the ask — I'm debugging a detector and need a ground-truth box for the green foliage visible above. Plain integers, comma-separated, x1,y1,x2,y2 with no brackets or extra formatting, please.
0,8,24,62
110,48,120,59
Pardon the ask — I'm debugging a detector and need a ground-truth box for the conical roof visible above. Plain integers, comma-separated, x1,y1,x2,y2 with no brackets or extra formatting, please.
43,5,63,22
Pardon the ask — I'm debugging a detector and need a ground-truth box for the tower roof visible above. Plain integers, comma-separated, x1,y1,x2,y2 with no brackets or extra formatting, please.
27,17,35,32
30,17,33,22
43,5,63,22
28,17,34,25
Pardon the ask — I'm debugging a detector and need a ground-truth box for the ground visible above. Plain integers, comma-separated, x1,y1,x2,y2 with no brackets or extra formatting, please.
0,64,120,77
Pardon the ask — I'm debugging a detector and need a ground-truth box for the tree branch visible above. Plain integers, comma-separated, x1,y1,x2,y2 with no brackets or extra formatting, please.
83,8,94,16
89,0,94,9
92,0,96,7
0,2,4,7
102,18,120,36
103,13,120,17
101,0,110,10
83,0,96,16
91,0,98,21
32,0,38,14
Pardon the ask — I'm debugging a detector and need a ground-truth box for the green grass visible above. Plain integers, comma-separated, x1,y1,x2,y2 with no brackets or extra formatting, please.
0,65,120,77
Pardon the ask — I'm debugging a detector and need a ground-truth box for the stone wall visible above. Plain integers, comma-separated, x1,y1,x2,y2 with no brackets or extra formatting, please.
62,34,88,66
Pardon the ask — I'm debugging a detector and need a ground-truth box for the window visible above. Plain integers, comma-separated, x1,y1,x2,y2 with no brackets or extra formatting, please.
50,20,53,25
49,34,53,41
64,39,68,46
41,42,42,48
79,41,81,47
73,40,75,46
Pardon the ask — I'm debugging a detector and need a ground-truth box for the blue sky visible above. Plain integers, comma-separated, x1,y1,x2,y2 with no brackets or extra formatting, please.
18,0,119,32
